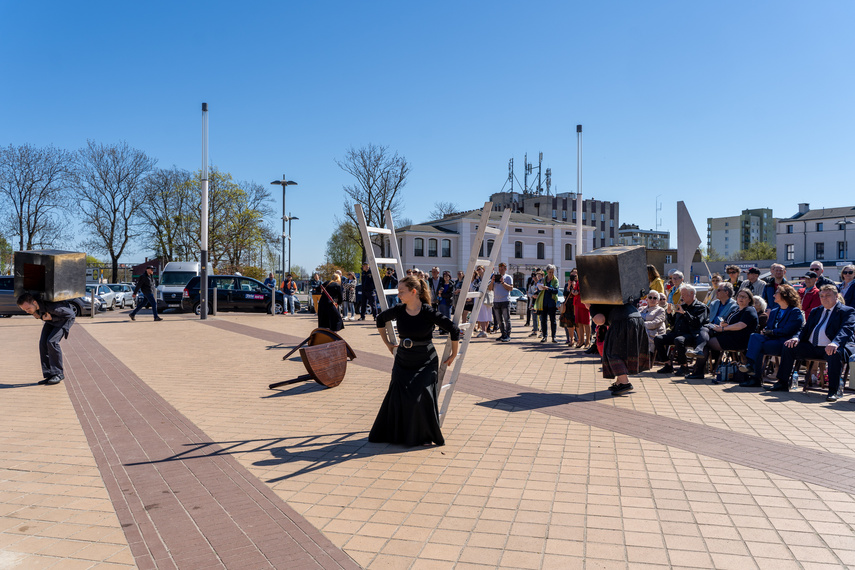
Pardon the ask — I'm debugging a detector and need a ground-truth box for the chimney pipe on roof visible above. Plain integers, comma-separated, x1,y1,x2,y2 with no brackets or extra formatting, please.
798,203,810,214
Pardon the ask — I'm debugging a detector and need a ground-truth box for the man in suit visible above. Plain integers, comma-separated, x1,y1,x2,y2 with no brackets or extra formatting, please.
769,285,855,401
17,293,76,385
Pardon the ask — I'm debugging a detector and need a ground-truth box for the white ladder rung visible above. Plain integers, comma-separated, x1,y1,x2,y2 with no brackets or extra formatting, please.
373,258,398,265
465,291,482,299
483,226,500,235
366,226,392,235
381,289,398,296
476,259,492,266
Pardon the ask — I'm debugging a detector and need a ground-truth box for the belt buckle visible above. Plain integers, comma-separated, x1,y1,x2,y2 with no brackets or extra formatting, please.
401,338,413,349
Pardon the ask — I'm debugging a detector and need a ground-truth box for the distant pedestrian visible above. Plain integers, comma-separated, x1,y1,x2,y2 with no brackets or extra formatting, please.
488,262,514,342
342,272,357,320
281,273,297,314
263,273,276,289
358,263,375,320
17,293,76,385
129,266,162,321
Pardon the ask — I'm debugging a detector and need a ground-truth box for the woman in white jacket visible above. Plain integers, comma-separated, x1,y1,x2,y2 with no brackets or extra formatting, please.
640,290,667,354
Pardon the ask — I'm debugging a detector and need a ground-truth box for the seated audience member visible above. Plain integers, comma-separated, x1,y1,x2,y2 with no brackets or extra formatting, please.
666,270,684,305
799,271,821,317
706,282,737,325
687,288,758,380
769,285,855,401
703,274,723,307
725,265,743,291
809,261,836,288
838,264,855,307
738,284,804,387
739,267,767,297
648,265,665,295
653,285,708,376
640,291,667,354
761,263,790,311
753,296,768,332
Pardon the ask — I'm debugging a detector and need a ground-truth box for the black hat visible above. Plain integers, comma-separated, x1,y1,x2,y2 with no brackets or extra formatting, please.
747,267,761,275
146,266,155,270
803,271,818,279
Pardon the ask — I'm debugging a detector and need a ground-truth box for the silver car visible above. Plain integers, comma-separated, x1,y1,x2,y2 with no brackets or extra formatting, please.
86,284,118,311
107,283,135,309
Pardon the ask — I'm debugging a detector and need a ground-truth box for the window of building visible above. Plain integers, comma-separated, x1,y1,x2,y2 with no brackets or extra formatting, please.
428,238,438,257
536,242,545,259
610,238,615,246
572,212,577,222
414,238,424,256
552,209,557,219
562,211,567,221
815,242,824,259
786,244,794,261
441,239,451,257
564,243,572,260
514,227,523,233
538,229,545,234
665,255,672,263
725,222,729,227
786,224,793,234
839,241,847,260
817,222,824,232
582,212,586,221
610,219,614,228
601,214,605,222
399,238,403,253
487,239,494,256
601,231,605,240
514,241,523,258
565,231,572,235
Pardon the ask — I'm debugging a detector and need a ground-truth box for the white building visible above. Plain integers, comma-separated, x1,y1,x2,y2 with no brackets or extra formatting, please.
391,210,595,286
776,203,855,266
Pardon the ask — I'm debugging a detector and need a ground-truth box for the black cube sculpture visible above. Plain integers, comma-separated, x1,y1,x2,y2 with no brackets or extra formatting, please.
14,250,86,302
577,245,648,305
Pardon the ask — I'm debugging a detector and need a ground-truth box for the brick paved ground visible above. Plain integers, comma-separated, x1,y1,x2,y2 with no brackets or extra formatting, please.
1,308,854,569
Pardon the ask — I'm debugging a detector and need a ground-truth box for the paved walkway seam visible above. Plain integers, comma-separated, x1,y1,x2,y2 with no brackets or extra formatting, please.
63,325,361,570
203,319,855,495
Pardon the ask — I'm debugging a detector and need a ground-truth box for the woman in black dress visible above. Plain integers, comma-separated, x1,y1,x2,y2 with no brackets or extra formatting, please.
370,276,460,446
686,288,758,380
316,274,344,332
590,302,650,395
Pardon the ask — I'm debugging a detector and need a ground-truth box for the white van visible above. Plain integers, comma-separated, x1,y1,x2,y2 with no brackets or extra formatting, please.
157,262,212,311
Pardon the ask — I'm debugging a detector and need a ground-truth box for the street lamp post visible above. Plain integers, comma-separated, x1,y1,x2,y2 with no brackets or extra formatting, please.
835,218,854,261
271,177,298,283
284,214,299,275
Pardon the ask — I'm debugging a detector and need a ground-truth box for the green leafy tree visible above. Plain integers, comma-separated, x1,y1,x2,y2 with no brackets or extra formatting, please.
735,241,776,261
324,221,362,273
0,234,12,274
139,166,194,263
703,246,726,262
289,264,307,280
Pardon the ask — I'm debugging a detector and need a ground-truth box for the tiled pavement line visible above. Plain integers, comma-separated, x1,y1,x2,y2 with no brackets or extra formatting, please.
63,325,361,570
204,319,855,496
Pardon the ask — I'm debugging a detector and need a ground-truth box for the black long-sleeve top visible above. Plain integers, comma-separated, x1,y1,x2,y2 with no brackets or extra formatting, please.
376,303,461,341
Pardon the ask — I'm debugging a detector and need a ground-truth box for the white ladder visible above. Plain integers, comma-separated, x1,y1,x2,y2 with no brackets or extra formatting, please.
437,203,511,426
354,204,405,344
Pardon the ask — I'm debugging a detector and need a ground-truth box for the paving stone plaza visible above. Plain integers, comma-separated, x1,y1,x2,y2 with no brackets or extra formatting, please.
2,308,854,569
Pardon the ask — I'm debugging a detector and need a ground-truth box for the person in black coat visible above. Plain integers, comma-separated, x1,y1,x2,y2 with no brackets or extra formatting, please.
17,293,76,385
130,266,162,321
770,285,855,400
686,289,758,380
371,276,459,446
590,302,650,395
358,262,375,320
316,275,344,332
653,285,709,376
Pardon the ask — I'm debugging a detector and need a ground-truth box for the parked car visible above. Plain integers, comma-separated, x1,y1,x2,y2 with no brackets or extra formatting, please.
80,291,108,313
157,261,212,312
181,275,289,315
0,276,88,317
508,287,525,314
86,284,118,310
107,283,136,309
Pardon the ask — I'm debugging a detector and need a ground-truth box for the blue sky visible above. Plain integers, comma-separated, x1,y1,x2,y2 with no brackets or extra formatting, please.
2,1,853,271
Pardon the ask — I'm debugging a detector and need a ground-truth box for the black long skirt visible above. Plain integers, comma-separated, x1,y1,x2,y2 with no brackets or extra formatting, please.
602,311,650,379
369,345,444,446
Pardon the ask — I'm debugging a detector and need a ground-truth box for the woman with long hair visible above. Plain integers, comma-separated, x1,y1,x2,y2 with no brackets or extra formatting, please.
648,265,665,295
370,276,460,446
316,272,344,331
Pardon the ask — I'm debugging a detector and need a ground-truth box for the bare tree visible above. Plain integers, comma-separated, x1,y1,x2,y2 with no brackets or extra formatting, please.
337,144,409,260
0,144,73,250
72,140,156,280
428,201,459,221
139,166,194,262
